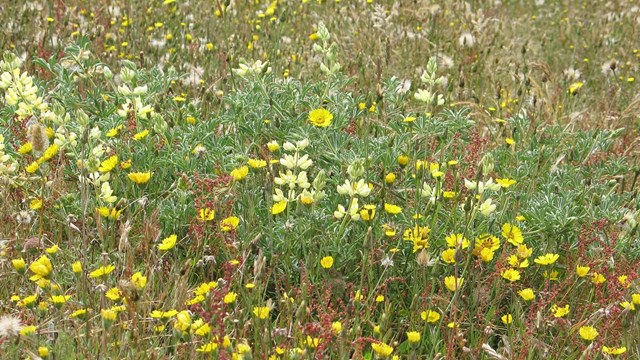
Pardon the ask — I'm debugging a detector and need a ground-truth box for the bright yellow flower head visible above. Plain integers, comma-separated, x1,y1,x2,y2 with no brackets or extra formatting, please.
320,256,334,269
502,223,523,245
158,234,177,251
371,342,394,357
501,314,513,325
445,233,469,249
230,166,249,181
551,304,570,318
223,291,237,304
197,207,215,221
131,272,147,289
501,268,521,282
576,265,590,277
220,216,240,232
308,108,333,127
534,253,560,266
406,331,421,343
421,310,441,323
518,288,535,301
384,203,402,215
128,171,152,184
602,346,627,355
89,264,115,278
578,326,598,341
444,275,464,292
253,306,270,320
29,255,53,279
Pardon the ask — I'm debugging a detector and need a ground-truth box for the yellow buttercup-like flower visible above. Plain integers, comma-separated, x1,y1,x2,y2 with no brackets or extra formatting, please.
89,264,116,278
308,108,333,127
128,171,152,184
29,255,53,279
158,234,177,251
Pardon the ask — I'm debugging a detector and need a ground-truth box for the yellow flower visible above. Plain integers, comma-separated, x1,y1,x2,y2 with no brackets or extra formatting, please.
360,204,376,221
197,342,219,353
89,264,115,278
18,142,33,154
551,304,569,318
128,171,152,184
384,203,402,215
320,256,334,269
618,275,630,288
518,288,535,301
354,290,363,302
223,292,237,304
174,310,192,332
403,116,417,123
505,138,515,146
42,144,59,161
120,159,131,169
375,295,384,302
534,253,560,266
308,108,333,127
197,207,215,221
131,272,147,289
502,223,523,245
25,161,40,173
496,178,516,188
101,308,118,322
568,82,583,94
72,261,83,274
441,248,456,264
105,287,121,301
20,325,36,335
12,258,26,272
230,166,249,181
220,216,240,232
267,141,280,152
29,255,53,279
45,245,59,254
248,158,267,169
397,155,409,167
385,172,396,184
271,200,287,215
150,309,178,319
501,314,513,325
253,306,270,320
29,198,43,210
445,233,469,249
70,309,88,319
99,155,118,173
591,272,606,284
158,234,177,251
444,275,463,292
331,321,342,335
133,129,149,140
371,342,394,357
406,331,420,343
194,281,218,296
501,268,521,282
632,293,640,305
306,336,321,348
38,347,50,358
421,310,441,323
578,326,598,341
602,346,627,355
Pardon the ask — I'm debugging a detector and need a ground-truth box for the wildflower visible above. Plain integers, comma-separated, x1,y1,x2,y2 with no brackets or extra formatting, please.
267,141,280,152
271,200,287,215
441,248,457,264
518,288,535,301
18,142,32,154
42,144,59,161
29,255,53,279
194,281,218,296
375,295,385,302
332,321,342,335
89,264,115,278
544,270,560,281
133,129,149,140
384,203,402,215
403,116,417,123
320,256,334,269
99,155,118,173
197,207,215,221
158,234,177,251
473,234,501,255
397,155,409,167
371,342,394,357
501,269,521,282
70,309,87,320
505,138,515,146
248,158,267,169
632,293,640,305
230,166,249,181
197,342,219,353
407,331,421,343
191,319,211,336
479,198,496,216
602,346,627,355
496,178,516,188
38,347,50,358
150,309,177,319
534,253,560,266
446,233,469,249
618,275,630,288
19,325,36,335
72,261,83,274
501,314,513,325
360,204,376,221
591,272,606,284
223,292,237,304
579,326,598,341
25,161,40,173
12,258,26,273
45,245,59,254
421,310,441,323
620,301,635,311
308,108,333,127
551,304,570,318
354,290,363,302
502,224,524,245
568,82,583,95
458,32,475,47
131,272,147,289
29,198,42,210
128,172,152,184
444,275,463,292
384,172,396,184
101,308,118,323
306,336,321,348
220,216,240,232
174,310,191,332
253,306,270,320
